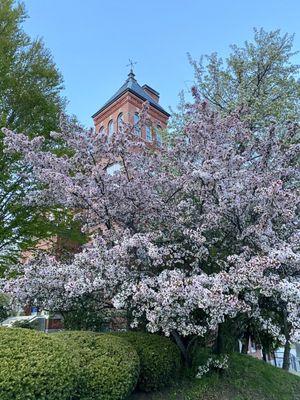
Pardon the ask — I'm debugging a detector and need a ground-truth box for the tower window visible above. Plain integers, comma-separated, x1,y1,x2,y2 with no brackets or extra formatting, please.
156,125,162,146
108,120,114,138
117,112,123,130
134,113,141,136
99,126,104,134
146,125,152,141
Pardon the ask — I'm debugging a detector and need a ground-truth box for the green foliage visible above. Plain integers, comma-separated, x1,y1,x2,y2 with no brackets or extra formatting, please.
0,0,67,269
189,28,300,131
56,330,140,400
190,346,212,373
63,308,105,331
129,352,300,400
0,0,65,135
62,295,106,331
12,319,39,329
116,332,182,392
0,327,78,400
63,306,127,332
0,293,9,321
0,1,86,270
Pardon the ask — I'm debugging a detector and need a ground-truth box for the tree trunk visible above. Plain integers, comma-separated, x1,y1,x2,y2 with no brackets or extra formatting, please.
214,320,240,355
282,340,290,371
214,323,225,355
273,351,277,367
241,329,250,354
213,322,227,354
282,309,291,371
171,331,190,366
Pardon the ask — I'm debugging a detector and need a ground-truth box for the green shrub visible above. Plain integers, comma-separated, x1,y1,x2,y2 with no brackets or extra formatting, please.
0,293,9,322
56,330,140,400
0,327,78,400
12,319,37,329
115,332,182,392
192,346,212,361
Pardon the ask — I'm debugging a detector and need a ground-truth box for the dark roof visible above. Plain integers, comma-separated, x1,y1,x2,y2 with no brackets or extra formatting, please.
92,71,170,118
142,84,159,97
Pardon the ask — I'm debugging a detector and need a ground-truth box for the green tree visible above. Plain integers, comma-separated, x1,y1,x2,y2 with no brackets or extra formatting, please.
0,0,65,133
0,1,83,269
0,293,9,321
189,28,300,131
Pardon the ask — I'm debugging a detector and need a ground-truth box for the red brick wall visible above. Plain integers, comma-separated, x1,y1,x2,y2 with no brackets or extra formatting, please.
48,318,63,330
93,92,168,141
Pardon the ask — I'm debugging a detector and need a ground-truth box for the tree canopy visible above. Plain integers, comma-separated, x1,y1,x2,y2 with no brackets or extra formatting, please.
0,0,65,134
2,98,299,363
188,28,300,131
0,0,79,269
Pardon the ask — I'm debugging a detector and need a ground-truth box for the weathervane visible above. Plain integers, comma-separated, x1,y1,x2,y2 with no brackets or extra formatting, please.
126,59,137,74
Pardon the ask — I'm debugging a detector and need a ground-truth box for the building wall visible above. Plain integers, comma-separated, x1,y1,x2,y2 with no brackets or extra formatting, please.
93,92,168,143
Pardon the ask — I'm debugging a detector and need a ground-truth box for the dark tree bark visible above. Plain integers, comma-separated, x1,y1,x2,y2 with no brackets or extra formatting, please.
262,349,267,362
282,309,291,371
282,340,291,371
171,330,191,366
241,328,250,354
214,324,225,355
213,320,241,355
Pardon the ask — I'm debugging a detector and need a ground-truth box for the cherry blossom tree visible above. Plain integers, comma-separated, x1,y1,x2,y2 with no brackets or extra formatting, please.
188,28,300,131
1,99,299,366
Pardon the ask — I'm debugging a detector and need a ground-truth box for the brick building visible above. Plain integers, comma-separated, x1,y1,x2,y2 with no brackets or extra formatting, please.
90,70,170,330
92,69,170,143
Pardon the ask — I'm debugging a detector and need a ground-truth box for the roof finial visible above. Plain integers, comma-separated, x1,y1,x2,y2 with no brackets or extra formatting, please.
126,59,137,78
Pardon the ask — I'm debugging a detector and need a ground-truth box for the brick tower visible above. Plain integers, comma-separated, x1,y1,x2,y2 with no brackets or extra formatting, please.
92,70,170,145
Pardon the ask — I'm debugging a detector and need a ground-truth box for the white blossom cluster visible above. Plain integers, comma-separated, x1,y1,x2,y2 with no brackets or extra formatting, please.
1,100,299,346
196,355,229,378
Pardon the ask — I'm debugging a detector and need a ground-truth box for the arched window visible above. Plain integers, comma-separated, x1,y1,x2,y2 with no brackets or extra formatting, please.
146,125,152,141
117,112,123,130
99,126,104,134
108,120,114,138
156,125,162,146
134,113,141,136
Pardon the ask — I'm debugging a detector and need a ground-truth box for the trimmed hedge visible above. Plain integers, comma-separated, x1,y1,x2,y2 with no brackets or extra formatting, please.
0,327,78,400
115,332,182,392
56,331,140,400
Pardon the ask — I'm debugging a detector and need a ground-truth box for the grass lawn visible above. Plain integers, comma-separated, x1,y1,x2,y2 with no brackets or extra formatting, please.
129,353,300,400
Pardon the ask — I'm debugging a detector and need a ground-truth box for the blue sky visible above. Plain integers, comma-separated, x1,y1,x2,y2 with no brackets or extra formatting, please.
24,0,300,128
